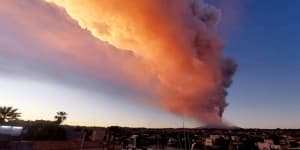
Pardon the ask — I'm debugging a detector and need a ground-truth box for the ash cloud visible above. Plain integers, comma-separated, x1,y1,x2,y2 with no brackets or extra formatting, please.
0,0,157,99
0,0,237,125
48,0,238,124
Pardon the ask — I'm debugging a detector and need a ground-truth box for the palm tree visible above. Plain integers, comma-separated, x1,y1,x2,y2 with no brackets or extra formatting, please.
0,106,21,123
54,111,67,125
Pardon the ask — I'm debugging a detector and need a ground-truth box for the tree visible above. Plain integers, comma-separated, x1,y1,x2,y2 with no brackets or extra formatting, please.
0,106,21,123
54,111,67,125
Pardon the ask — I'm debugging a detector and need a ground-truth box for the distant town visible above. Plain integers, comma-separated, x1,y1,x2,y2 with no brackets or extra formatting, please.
1,106,300,150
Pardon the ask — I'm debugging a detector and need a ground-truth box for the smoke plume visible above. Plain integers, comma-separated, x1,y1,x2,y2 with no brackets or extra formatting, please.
0,0,156,99
46,0,237,124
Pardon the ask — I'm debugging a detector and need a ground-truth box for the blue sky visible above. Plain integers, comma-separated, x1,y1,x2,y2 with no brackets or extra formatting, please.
221,0,300,128
0,0,299,128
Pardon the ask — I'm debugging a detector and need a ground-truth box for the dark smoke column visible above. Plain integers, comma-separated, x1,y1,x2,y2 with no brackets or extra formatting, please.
48,0,238,125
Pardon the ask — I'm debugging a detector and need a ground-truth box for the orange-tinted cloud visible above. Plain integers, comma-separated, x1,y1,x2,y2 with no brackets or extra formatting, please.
0,0,157,98
0,0,237,125
47,0,237,125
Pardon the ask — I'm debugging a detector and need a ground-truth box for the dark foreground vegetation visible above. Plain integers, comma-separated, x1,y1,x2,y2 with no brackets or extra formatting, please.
1,106,300,150
1,122,300,150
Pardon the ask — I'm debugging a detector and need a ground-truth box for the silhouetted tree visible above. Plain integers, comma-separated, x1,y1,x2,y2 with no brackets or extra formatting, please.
0,106,21,123
54,111,67,125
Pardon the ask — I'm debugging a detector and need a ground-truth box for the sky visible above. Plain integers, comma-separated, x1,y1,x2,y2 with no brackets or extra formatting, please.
0,0,299,128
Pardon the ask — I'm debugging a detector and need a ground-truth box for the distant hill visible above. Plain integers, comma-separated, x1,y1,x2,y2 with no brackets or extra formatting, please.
199,124,242,130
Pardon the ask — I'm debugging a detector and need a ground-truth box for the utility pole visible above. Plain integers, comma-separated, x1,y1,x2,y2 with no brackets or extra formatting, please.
80,132,86,150
183,115,187,150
